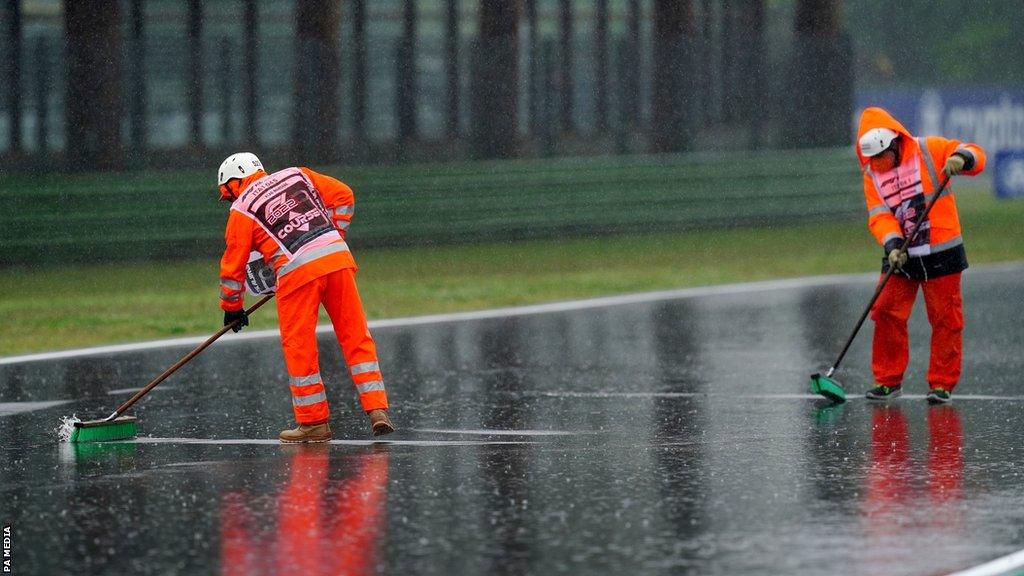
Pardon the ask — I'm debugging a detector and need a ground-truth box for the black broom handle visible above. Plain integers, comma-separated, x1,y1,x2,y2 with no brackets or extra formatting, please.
105,294,275,421
828,175,952,374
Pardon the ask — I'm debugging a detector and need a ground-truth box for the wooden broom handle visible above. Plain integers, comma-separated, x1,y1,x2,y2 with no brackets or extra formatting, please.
106,294,275,420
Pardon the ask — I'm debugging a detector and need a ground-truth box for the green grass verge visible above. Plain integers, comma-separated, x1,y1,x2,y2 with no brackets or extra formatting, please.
2,185,1021,356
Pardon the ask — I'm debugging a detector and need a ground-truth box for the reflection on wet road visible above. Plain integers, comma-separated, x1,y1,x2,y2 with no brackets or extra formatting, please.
2,264,1024,575
220,446,389,576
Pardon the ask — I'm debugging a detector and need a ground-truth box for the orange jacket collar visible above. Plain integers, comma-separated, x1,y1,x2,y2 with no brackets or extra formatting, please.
235,170,268,198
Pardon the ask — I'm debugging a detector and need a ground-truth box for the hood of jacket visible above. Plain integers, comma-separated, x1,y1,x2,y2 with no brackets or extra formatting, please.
856,107,918,168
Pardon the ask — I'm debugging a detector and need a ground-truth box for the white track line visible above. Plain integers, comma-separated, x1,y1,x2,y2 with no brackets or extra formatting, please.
531,391,1024,402
128,437,534,447
106,386,175,395
0,400,71,416
407,428,592,436
947,548,1024,576
4,262,1023,366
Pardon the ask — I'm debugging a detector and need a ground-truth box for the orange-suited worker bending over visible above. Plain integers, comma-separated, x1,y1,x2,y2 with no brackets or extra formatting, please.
856,107,986,404
216,152,394,441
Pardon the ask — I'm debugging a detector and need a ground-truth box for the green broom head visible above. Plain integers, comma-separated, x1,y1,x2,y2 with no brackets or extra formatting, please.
810,373,846,404
68,416,139,443
66,441,138,461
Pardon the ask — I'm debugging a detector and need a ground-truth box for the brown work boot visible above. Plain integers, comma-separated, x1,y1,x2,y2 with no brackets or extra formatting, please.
368,409,394,437
279,422,332,443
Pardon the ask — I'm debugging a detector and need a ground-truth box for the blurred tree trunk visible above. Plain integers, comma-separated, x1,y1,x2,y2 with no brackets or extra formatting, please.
626,0,642,128
243,0,259,148
218,37,233,144
785,0,853,148
6,0,22,154
351,0,367,142
472,2,519,158
187,0,204,150
526,0,539,136
445,0,460,138
595,0,609,133
294,0,340,162
33,37,50,152
737,0,765,147
721,0,737,122
396,0,418,143
559,0,574,134
650,0,695,153
128,0,147,155
698,0,712,126
65,0,124,170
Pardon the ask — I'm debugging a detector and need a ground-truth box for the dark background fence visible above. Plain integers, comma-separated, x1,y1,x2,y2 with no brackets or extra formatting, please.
0,0,854,172
0,148,861,266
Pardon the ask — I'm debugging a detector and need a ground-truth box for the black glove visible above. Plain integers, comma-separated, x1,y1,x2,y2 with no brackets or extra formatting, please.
224,309,249,333
883,238,907,272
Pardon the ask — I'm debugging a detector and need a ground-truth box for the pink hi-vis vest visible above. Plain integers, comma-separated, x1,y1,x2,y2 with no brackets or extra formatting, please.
231,168,342,259
868,151,932,257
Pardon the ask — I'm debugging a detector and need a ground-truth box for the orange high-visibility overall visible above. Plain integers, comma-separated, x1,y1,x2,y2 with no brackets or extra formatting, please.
856,107,985,392
219,167,388,425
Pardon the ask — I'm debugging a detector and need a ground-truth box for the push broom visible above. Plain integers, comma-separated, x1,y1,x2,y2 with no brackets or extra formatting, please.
810,174,951,403
69,294,274,443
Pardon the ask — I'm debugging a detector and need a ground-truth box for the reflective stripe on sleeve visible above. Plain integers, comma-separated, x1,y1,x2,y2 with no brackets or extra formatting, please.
220,278,243,290
292,391,327,406
335,220,350,230
918,137,944,191
289,373,322,386
868,204,890,217
277,242,351,278
333,206,353,216
220,292,242,302
932,236,963,253
355,380,385,394
349,361,379,375
882,232,902,245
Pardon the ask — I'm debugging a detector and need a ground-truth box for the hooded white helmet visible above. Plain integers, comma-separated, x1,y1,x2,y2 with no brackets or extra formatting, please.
217,152,264,186
858,128,899,157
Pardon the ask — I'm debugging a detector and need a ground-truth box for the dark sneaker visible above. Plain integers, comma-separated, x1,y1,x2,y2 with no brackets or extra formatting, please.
279,422,332,443
865,385,902,401
926,388,952,404
368,409,395,437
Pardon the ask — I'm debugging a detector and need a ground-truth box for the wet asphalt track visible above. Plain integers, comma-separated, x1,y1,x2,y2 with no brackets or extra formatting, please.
2,263,1024,575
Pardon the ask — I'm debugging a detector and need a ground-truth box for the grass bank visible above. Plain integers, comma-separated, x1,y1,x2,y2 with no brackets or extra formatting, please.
1,186,1021,356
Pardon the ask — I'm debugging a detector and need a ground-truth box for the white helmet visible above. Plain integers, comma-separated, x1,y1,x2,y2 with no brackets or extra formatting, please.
217,152,264,186
858,128,899,157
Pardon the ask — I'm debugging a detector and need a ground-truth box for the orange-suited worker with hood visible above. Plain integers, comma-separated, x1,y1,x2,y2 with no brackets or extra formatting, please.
856,107,985,404
216,152,394,441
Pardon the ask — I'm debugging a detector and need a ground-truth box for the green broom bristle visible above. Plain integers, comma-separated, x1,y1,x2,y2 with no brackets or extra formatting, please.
810,374,847,404
69,416,139,443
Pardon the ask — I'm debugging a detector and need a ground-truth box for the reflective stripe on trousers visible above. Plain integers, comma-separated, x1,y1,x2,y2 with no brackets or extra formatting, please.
289,372,329,425
277,267,388,424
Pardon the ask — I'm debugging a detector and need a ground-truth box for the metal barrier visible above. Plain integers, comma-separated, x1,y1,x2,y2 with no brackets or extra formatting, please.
0,148,862,267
